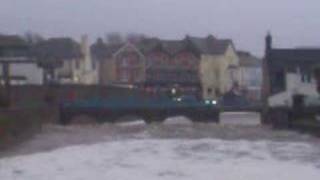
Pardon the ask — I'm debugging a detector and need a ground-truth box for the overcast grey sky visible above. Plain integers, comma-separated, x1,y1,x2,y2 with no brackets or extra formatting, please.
1,0,320,56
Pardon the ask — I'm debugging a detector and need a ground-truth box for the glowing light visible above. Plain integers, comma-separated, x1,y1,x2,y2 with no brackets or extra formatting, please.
171,88,177,94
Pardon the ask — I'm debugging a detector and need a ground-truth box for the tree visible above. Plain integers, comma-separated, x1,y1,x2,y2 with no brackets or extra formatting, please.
23,31,44,45
105,32,123,45
32,38,82,84
125,33,146,43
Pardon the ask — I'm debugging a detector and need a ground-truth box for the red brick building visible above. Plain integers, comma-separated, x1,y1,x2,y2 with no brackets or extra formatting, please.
91,37,202,96
113,44,145,84
138,38,201,96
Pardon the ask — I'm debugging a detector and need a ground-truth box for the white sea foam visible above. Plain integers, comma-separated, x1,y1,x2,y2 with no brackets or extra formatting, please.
0,139,319,180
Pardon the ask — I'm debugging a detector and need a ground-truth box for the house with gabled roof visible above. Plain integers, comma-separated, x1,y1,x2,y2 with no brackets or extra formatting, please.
91,39,146,87
237,51,262,102
186,35,240,100
0,34,43,85
93,35,239,99
34,35,97,84
91,38,123,85
92,37,201,96
139,38,201,96
263,33,320,107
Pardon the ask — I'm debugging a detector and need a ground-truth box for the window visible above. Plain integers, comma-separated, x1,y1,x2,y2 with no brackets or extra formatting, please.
301,73,312,83
272,70,285,93
207,88,212,94
75,60,80,69
215,88,221,96
92,60,97,70
121,58,129,67
119,70,129,82
133,69,140,81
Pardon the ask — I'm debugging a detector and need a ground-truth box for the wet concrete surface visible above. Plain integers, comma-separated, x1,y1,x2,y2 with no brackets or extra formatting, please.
0,112,319,158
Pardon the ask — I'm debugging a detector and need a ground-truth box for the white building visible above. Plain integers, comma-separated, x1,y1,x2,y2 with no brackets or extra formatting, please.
238,51,262,101
268,71,318,107
264,33,320,107
55,35,98,84
0,63,43,85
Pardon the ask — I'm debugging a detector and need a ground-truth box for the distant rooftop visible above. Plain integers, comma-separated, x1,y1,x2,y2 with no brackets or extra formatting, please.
237,51,261,67
91,35,235,60
0,34,28,48
186,35,233,55
31,37,83,60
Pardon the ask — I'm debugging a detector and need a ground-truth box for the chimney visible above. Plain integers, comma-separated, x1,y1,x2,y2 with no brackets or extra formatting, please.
265,32,272,55
80,34,92,71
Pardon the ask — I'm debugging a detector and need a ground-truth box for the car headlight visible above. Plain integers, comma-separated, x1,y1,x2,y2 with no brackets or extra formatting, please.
211,100,217,105
205,100,211,104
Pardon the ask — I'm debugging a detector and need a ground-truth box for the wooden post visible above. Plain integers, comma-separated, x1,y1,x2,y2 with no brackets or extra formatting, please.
314,67,320,95
2,62,11,106
3,62,10,88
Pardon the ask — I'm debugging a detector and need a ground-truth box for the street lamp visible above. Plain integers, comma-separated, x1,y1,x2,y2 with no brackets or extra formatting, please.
171,88,176,95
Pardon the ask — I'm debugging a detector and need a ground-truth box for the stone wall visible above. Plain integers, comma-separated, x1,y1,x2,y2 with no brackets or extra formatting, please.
7,85,148,107
0,85,153,122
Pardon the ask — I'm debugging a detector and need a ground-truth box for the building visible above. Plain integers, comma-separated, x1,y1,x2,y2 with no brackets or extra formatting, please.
34,35,98,84
186,35,239,100
90,38,122,85
94,35,239,99
110,42,146,85
237,51,262,102
91,39,144,87
0,34,43,85
139,38,201,96
263,33,320,107
92,38,201,96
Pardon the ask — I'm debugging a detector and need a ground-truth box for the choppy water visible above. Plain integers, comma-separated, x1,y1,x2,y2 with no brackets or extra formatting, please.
1,113,318,157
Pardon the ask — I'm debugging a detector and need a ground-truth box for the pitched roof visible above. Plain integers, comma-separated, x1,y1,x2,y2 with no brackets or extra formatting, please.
269,49,320,61
136,38,161,54
268,48,320,69
91,35,235,59
237,51,261,67
91,38,123,60
186,35,233,55
161,40,188,55
0,35,28,48
32,37,82,60
138,38,195,55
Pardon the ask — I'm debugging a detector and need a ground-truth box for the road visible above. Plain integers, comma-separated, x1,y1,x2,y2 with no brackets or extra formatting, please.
0,112,320,180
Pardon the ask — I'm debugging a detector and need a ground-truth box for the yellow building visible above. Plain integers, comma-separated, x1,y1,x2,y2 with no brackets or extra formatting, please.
93,35,239,99
187,36,239,100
